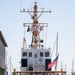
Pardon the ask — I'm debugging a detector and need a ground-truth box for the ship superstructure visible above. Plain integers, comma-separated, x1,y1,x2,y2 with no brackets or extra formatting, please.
12,1,66,75
20,2,51,72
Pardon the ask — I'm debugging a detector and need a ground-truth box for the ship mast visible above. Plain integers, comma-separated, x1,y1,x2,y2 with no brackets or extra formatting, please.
21,2,51,49
31,2,40,49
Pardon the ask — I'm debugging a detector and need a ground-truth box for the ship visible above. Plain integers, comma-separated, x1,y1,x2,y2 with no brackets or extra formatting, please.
12,1,66,75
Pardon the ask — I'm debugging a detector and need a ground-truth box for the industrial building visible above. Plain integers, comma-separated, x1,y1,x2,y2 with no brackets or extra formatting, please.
0,31,7,75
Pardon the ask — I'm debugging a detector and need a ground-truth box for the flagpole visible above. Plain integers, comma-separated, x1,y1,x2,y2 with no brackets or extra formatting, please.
55,33,58,70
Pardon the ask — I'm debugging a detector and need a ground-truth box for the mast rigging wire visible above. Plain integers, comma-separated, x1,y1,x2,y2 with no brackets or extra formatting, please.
7,52,14,70
20,0,22,11
6,52,14,75
51,33,58,58
44,13,51,48
44,26,48,47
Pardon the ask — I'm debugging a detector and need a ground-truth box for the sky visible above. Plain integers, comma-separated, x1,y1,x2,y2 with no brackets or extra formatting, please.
0,0,75,75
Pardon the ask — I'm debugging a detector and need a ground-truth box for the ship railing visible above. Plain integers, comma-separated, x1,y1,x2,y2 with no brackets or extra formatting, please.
12,69,66,75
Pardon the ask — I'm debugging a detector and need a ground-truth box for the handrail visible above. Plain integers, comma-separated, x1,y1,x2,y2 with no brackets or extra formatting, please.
12,69,66,75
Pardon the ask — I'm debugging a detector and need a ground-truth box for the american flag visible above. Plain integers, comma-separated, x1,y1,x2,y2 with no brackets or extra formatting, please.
31,26,37,31
48,54,59,69
40,26,44,31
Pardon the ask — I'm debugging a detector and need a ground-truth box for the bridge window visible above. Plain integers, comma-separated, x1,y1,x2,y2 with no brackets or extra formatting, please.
45,52,49,57
40,52,43,57
29,52,32,57
23,52,27,57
